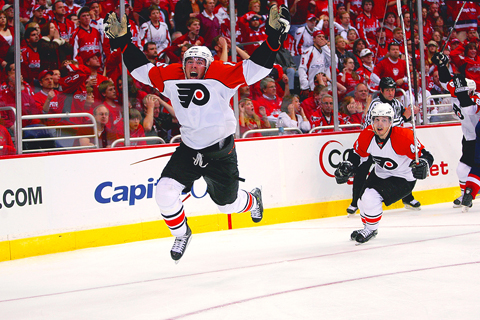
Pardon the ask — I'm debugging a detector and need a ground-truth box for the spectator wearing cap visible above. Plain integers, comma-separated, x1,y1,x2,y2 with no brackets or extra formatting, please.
33,70,62,124
21,27,42,88
298,29,331,98
293,13,317,56
51,0,76,43
38,21,73,72
64,0,82,17
357,48,374,80
355,0,379,50
242,14,267,55
3,4,24,39
26,4,48,29
139,5,171,54
463,27,479,46
198,0,221,49
425,40,439,68
172,18,204,47
70,6,103,64
448,37,461,52
80,51,109,102
237,0,263,36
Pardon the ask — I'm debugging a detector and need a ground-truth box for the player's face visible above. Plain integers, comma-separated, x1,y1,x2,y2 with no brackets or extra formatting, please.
185,57,207,79
373,116,392,139
381,87,396,101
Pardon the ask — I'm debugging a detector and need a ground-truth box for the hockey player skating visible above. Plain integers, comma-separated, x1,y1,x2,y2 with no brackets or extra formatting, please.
346,77,421,216
103,6,290,262
335,103,434,244
432,52,480,212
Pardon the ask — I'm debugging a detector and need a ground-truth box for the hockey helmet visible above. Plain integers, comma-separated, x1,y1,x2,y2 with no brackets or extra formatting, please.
370,103,394,122
182,46,214,76
379,77,397,90
466,78,476,95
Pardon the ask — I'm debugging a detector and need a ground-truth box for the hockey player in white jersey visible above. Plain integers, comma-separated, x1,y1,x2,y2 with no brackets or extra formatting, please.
346,77,421,216
335,103,434,243
103,6,290,262
432,52,480,211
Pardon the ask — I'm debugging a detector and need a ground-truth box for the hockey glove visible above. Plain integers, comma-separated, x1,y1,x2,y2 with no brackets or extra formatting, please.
265,4,291,51
104,12,132,51
453,74,475,107
334,161,355,184
410,158,429,180
431,52,448,68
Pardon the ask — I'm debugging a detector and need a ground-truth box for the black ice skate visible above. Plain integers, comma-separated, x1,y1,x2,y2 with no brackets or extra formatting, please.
347,205,358,217
250,188,263,223
170,223,192,263
350,229,362,240
403,199,421,211
461,188,473,212
453,195,463,208
355,228,378,244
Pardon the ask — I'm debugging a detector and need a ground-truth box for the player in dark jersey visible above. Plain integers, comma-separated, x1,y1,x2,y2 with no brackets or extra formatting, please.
335,103,434,244
104,6,290,262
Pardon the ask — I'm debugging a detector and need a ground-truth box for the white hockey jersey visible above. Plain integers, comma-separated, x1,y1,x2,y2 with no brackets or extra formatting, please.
442,80,480,141
354,126,425,181
139,21,171,53
298,44,331,90
130,60,270,149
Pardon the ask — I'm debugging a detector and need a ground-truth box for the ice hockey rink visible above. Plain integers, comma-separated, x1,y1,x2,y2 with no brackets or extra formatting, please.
1,202,479,320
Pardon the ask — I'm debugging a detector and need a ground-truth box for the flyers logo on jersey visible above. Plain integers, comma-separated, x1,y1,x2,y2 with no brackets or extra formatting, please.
177,83,210,108
372,156,398,170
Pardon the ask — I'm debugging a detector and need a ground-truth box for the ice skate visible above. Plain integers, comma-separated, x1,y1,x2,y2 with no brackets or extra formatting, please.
170,223,192,263
461,188,473,212
250,188,263,223
355,228,378,244
453,195,463,208
346,205,358,217
403,199,421,211
350,229,362,240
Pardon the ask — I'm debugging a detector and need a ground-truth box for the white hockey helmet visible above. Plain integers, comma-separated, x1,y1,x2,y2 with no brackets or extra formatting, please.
370,103,394,122
182,46,214,75
466,78,476,95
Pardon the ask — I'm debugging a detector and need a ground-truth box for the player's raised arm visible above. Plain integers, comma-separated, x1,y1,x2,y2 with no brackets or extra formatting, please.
103,12,153,86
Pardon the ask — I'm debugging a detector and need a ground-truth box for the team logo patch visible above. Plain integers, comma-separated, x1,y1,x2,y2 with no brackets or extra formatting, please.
177,83,210,108
372,156,398,170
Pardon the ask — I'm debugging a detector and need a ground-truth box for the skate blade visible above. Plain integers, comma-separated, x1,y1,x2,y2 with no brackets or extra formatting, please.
404,205,421,211
453,204,462,208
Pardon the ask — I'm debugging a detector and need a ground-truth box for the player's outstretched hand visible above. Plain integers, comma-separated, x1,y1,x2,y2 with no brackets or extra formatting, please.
265,4,291,50
104,12,132,50
410,158,429,180
334,161,355,184
431,52,448,67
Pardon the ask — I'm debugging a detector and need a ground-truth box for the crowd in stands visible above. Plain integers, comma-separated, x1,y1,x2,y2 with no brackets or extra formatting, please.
0,0,479,155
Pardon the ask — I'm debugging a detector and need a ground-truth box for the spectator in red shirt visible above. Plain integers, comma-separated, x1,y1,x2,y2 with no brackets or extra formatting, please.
98,79,123,136
0,122,15,155
242,15,267,55
339,95,363,126
26,5,48,29
372,42,408,89
172,17,204,46
239,97,271,136
254,77,284,120
63,0,81,17
33,70,62,125
0,9,13,69
71,6,103,63
126,108,147,146
21,27,41,87
338,56,364,97
51,0,76,43
80,51,109,102
310,94,345,132
77,104,115,148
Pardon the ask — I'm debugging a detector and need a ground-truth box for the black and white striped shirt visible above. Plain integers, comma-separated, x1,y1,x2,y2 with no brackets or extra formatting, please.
363,94,407,128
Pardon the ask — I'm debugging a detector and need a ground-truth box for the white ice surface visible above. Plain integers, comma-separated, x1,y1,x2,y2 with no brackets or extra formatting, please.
1,202,479,320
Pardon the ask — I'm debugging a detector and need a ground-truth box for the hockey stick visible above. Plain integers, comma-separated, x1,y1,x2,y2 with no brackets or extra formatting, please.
440,1,466,52
396,0,418,163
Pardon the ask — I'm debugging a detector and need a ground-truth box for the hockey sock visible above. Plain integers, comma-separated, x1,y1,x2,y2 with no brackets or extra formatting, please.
465,173,480,200
457,161,470,193
162,205,187,237
238,190,257,213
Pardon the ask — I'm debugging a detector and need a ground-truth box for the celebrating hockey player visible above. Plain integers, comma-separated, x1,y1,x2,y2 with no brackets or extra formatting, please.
103,6,290,262
346,77,421,216
335,103,434,244
432,52,480,211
